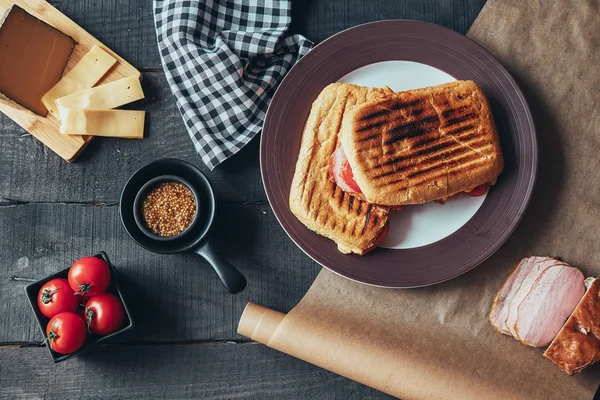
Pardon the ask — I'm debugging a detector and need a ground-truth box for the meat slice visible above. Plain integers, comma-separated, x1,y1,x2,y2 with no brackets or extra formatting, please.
505,259,567,337
543,278,600,375
489,256,551,335
329,146,362,195
514,265,585,347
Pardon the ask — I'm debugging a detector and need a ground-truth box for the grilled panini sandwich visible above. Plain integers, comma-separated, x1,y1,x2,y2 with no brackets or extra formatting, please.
289,83,393,255
338,80,504,206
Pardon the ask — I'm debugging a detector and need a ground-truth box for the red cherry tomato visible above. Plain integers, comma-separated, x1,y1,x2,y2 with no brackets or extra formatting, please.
68,256,111,296
465,184,489,197
85,293,125,335
37,278,79,319
45,312,87,354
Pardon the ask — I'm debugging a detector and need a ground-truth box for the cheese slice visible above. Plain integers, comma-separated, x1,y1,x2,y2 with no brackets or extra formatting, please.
42,45,117,117
58,108,145,139
56,76,144,110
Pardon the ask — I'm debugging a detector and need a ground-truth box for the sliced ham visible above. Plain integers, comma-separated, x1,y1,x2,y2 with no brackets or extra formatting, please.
329,146,362,195
543,278,600,375
514,265,585,347
489,256,551,335
505,258,568,337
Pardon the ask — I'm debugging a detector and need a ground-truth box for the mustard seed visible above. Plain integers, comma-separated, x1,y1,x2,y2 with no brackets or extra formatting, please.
142,182,196,237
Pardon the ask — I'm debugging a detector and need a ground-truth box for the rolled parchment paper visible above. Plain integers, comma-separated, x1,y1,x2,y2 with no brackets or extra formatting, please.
239,268,599,399
239,300,506,400
239,0,600,398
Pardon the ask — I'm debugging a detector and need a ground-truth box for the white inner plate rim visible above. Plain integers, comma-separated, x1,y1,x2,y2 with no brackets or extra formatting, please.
338,60,487,249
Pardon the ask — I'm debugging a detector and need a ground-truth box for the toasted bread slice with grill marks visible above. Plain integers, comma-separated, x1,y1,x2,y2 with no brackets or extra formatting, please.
289,83,392,255
340,80,504,206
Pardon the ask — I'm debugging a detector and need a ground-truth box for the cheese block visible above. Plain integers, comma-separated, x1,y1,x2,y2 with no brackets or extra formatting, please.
58,108,145,139
56,76,144,110
42,45,117,117
0,5,75,116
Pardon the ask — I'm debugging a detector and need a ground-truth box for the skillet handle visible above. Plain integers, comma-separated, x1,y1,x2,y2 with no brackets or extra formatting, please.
194,241,247,294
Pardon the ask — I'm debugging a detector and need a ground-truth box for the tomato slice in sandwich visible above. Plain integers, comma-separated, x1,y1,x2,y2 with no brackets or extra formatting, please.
330,146,362,194
464,183,489,197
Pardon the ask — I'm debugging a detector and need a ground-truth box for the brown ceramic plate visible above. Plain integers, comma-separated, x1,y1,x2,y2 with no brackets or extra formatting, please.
260,20,537,288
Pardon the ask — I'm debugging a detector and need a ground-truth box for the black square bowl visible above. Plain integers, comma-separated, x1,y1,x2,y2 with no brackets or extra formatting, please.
24,251,135,362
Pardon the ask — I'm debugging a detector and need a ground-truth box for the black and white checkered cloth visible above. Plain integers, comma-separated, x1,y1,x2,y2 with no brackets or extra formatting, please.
154,1,313,169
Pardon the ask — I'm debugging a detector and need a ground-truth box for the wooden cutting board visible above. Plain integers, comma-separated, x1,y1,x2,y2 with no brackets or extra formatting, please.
0,0,141,162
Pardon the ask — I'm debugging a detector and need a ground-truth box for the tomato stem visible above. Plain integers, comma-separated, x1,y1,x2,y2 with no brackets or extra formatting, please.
41,288,59,304
74,282,92,296
85,307,94,333
44,323,58,348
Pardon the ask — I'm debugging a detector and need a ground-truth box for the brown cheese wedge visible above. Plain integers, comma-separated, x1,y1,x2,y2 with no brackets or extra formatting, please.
0,6,75,116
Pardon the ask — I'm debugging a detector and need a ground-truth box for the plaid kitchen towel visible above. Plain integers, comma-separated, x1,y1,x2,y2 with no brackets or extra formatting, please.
154,1,313,169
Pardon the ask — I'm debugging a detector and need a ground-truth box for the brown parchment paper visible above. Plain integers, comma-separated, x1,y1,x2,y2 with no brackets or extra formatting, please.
239,1,600,398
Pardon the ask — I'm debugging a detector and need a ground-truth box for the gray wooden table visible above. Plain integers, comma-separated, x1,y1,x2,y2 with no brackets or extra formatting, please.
0,1,485,398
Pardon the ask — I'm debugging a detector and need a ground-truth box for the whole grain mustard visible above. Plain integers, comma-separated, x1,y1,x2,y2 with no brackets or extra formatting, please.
142,182,196,236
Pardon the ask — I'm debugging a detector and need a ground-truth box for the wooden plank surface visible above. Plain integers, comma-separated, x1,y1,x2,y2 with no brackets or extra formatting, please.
0,202,317,344
50,0,161,69
0,343,393,399
0,0,488,398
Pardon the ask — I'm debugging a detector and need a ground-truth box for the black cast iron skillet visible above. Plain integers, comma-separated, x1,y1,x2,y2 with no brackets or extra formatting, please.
120,158,247,294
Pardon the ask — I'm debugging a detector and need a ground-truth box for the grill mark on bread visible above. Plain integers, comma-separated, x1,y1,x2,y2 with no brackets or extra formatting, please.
408,160,448,179
356,100,423,133
304,181,316,214
445,113,476,126
405,132,442,150
361,109,390,121
383,115,439,145
408,170,448,187
356,133,379,143
442,105,469,118
384,98,421,111
417,115,439,125
336,187,344,208
378,141,448,168
356,120,387,133
382,177,409,188
450,128,490,148
410,108,425,117
446,152,486,169
445,123,477,136
384,127,430,145
361,205,372,235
